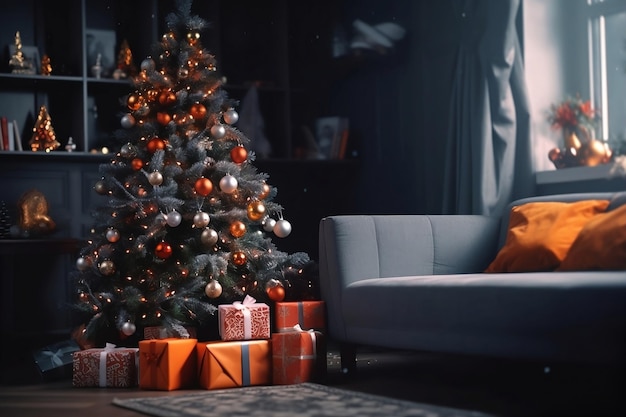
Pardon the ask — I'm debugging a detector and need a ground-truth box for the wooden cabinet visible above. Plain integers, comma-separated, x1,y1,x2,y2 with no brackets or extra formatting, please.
0,0,337,157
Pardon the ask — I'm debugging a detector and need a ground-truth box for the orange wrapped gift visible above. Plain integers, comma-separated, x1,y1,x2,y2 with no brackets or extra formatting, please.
197,340,271,390
138,338,197,390
272,325,326,385
275,301,326,333
218,295,270,341
72,343,139,388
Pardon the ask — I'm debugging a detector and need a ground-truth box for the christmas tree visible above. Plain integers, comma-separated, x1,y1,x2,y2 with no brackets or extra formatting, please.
73,0,317,346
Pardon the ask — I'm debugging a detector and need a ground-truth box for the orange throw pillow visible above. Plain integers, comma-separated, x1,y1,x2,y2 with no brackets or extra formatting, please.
557,203,626,271
485,200,610,273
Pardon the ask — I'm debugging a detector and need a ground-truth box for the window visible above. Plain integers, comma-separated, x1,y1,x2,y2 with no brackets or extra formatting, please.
586,0,626,151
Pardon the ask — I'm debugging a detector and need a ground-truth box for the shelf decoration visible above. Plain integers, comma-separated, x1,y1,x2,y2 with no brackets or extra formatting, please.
8,31,36,75
40,53,52,75
29,105,60,152
113,39,137,80
17,189,56,236
72,0,318,346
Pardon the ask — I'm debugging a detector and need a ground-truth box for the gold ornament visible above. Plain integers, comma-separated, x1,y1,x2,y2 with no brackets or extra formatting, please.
580,139,611,167
29,105,61,152
18,189,56,235
229,220,246,238
205,280,223,298
247,201,266,221
259,183,271,199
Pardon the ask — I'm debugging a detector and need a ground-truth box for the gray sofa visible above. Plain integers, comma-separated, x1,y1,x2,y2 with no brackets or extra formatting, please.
318,192,626,372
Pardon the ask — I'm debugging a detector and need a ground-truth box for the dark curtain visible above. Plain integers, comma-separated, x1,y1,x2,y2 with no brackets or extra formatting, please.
423,0,533,216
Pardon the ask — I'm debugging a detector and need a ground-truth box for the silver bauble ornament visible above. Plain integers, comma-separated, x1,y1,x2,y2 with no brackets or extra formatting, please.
274,219,292,238
263,217,276,232
155,212,168,225
210,124,226,138
193,212,210,228
99,260,116,276
201,228,219,246
219,174,238,194
76,256,92,271
120,143,137,158
140,58,155,72
166,210,182,227
121,113,136,129
121,322,136,336
223,109,239,125
204,280,223,298
105,228,120,243
148,171,164,186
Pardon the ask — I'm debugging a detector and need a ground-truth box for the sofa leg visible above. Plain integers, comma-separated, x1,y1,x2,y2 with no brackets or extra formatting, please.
340,343,357,375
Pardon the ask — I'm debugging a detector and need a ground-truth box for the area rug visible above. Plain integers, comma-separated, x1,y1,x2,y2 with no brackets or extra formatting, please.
113,382,496,417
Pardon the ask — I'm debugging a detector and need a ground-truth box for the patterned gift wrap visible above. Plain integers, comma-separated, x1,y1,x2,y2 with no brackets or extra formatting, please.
196,340,271,390
72,343,139,388
138,338,198,391
272,326,326,385
275,301,326,333
218,295,270,341
143,325,197,340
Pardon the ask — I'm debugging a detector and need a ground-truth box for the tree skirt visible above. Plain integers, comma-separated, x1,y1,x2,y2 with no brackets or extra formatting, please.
113,383,495,417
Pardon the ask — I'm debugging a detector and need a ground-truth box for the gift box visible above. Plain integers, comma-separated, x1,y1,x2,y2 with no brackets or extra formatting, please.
197,340,271,390
32,339,81,381
72,343,139,387
218,295,270,341
275,301,326,333
138,338,197,390
143,325,197,340
272,326,326,385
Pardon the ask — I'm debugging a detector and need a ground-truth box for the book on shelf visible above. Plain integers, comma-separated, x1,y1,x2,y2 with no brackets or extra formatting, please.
0,117,22,151
314,116,350,160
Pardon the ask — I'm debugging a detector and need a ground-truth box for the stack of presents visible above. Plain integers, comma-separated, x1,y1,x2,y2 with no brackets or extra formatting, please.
34,297,326,390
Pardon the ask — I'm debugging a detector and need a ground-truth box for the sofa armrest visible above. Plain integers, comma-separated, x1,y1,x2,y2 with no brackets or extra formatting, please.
319,214,500,340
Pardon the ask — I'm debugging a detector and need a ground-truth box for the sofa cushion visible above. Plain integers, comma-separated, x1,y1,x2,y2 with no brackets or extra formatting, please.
485,199,610,273
558,203,626,271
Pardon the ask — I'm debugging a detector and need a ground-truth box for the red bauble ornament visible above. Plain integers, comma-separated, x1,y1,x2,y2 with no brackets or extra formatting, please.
190,103,207,120
147,138,166,153
232,250,247,266
230,146,248,164
229,220,246,238
194,177,213,196
158,90,176,106
266,281,285,302
157,112,172,126
155,241,173,259
131,158,144,170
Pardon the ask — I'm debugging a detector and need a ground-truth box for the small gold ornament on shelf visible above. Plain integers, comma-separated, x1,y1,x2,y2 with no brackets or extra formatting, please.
8,31,35,75
29,105,61,152
113,39,137,80
40,54,52,75
18,189,56,236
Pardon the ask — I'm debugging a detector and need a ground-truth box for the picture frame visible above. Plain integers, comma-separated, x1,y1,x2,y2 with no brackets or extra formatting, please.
8,44,40,75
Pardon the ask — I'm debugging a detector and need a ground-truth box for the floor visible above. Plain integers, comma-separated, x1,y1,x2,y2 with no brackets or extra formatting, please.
0,342,624,417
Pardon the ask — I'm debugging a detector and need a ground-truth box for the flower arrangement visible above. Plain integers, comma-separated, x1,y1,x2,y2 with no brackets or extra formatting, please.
547,95,599,137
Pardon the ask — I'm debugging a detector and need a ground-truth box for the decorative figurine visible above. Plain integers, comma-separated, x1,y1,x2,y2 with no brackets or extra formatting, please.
9,31,35,74
91,53,103,78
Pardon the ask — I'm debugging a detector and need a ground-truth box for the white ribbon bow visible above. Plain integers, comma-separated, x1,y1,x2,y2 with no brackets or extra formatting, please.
233,295,256,339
